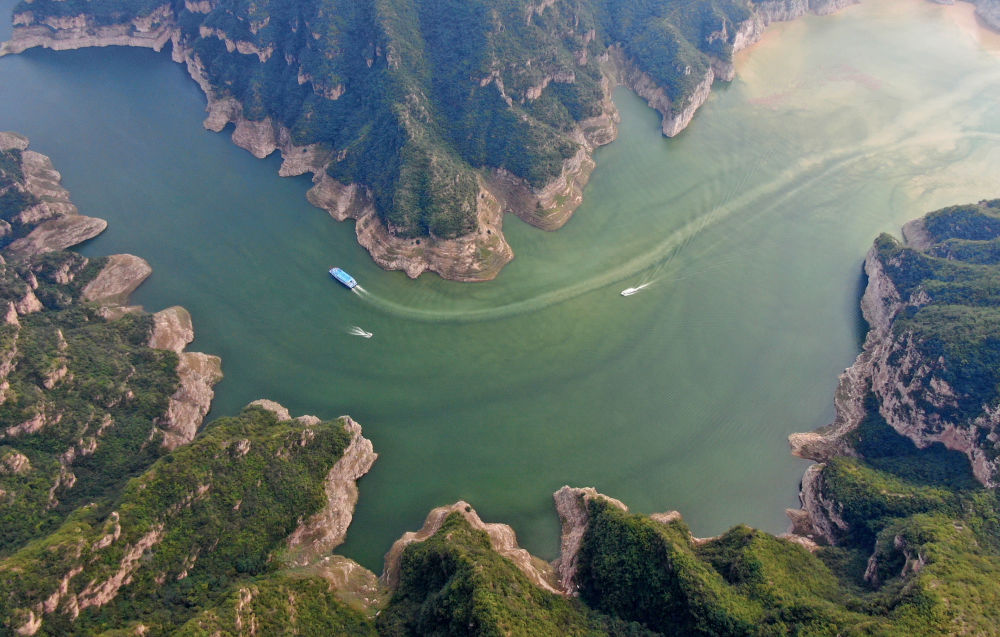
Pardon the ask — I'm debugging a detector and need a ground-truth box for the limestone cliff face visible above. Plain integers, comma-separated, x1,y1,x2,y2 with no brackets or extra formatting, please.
0,4,174,56
0,0,850,280
789,209,1000,543
176,37,520,281
0,135,221,524
792,239,1000,488
607,46,718,138
3,404,371,635
381,500,560,594
284,416,378,567
552,485,628,594
606,0,859,140
0,132,106,258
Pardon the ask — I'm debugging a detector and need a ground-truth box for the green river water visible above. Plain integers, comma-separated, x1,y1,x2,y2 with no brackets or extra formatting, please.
2,0,999,570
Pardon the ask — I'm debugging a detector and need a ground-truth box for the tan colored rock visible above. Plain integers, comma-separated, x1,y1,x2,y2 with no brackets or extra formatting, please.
3,301,19,326
794,464,847,545
157,352,223,450
6,216,107,258
0,449,32,475
284,417,377,566
77,525,165,612
148,306,194,353
247,398,292,421
0,131,30,151
0,5,175,57
13,289,42,315
13,609,41,636
301,555,385,612
650,510,683,525
6,411,46,437
81,254,152,306
0,0,865,281
792,236,1000,487
382,500,560,594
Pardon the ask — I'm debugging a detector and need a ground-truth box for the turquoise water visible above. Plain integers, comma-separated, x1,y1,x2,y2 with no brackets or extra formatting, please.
2,0,999,570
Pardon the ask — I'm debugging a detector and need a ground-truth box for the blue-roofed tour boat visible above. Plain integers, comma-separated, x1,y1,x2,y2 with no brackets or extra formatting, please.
329,267,357,289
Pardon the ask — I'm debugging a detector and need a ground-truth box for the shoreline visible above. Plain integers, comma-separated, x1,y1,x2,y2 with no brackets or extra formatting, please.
0,0,872,282
0,130,223,450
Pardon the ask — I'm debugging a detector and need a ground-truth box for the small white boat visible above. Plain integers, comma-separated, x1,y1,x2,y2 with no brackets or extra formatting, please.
621,283,649,297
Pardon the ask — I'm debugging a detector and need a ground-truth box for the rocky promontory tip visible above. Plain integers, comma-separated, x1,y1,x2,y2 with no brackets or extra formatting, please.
284,414,378,567
81,253,153,306
381,500,559,593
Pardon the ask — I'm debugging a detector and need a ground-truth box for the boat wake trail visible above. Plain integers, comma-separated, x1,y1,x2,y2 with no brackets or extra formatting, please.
347,326,373,338
344,65,1000,324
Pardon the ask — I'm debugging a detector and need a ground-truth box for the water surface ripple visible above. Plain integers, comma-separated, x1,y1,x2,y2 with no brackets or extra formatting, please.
1,0,999,568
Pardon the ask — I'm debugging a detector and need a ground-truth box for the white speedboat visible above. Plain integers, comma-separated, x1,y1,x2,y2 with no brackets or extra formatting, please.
621,283,649,297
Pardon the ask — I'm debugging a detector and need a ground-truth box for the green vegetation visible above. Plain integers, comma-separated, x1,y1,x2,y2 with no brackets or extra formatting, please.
0,406,358,635
176,574,378,637
0,146,372,633
11,0,168,26
16,0,756,240
576,499,885,636
378,511,652,637
874,199,1000,445
0,148,179,557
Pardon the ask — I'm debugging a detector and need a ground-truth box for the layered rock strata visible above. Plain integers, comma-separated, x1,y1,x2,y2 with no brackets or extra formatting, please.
0,0,866,280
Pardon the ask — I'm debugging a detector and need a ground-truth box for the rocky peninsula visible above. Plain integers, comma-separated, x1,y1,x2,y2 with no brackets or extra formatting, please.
2,162,1000,633
0,0,881,282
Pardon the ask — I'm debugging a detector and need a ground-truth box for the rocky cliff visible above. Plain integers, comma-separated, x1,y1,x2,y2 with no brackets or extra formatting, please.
0,133,222,562
0,403,377,636
0,0,863,280
381,500,559,593
792,200,1000,495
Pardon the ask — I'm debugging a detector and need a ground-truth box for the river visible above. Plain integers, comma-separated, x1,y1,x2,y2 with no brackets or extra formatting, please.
1,0,999,569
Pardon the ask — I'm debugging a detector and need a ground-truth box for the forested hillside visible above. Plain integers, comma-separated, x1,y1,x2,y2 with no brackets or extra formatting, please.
6,0,780,278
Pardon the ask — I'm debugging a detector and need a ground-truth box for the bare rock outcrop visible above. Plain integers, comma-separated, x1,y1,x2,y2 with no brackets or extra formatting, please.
792,237,1000,487
382,501,560,594
147,306,194,353
787,463,850,545
298,555,385,611
0,449,32,475
0,4,175,57
6,216,107,258
156,352,223,450
0,0,875,281
552,486,628,594
608,48,718,138
284,416,377,566
1,132,106,258
80,256,221,455
80,254,152,306
247,398,292,422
